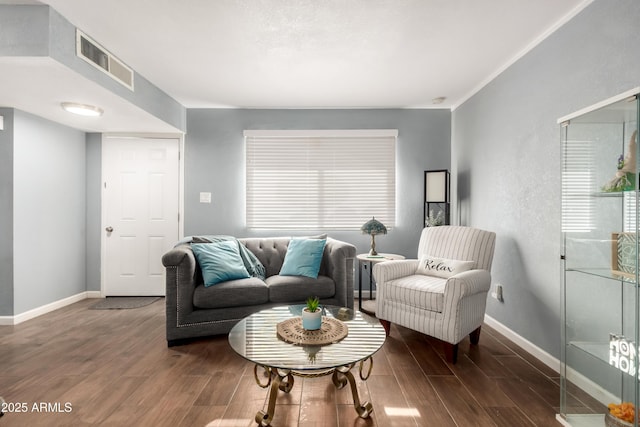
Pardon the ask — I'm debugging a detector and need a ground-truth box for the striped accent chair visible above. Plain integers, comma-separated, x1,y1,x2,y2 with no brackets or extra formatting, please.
373,226,496,363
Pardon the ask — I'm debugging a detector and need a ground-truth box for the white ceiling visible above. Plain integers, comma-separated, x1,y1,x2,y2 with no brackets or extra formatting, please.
1,0,591,132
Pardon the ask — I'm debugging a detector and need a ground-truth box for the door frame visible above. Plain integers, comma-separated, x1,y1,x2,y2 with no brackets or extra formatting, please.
99,133,185,297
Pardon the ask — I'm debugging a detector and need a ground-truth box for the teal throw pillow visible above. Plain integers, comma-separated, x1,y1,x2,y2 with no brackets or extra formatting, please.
192,241,250,287
280,238,327,279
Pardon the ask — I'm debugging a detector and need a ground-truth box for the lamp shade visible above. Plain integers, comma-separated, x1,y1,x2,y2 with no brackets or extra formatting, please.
361,217,387,235
425,170,449,203
361,217,387,256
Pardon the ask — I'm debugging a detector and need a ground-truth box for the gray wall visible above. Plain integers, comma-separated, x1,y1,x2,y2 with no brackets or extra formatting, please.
86,133,102,292
0,109,14,316
12,110,87,314
185,109,451,257
0,4,49,56
452,0,640,357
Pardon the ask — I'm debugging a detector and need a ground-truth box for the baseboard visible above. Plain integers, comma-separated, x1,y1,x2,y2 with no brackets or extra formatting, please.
564,365,618,406
484,314,560,373
0,291,101,326
484,314,617,407
355,290,376,299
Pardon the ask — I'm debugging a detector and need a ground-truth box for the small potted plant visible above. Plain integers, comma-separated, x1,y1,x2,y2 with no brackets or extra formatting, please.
302,296,322,330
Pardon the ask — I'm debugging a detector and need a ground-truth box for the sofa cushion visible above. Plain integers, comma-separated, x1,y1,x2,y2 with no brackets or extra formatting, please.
416,255,475,279
386,274,446,313
192,241,250,286
280,238,327,279
193,277,269,309
266,274,335,303
241,235,329,278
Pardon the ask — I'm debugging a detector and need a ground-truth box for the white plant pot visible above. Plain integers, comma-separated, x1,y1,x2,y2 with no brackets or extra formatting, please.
302,308,322,330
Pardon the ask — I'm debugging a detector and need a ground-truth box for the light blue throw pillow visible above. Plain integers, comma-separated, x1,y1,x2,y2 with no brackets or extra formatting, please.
192,241,250,287
280,238,327,279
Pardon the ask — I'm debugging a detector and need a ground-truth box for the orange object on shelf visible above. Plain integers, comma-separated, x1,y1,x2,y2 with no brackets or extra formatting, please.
608,402,636,423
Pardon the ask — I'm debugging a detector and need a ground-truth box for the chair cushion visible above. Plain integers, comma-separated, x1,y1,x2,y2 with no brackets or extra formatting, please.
266,274,335,303
193,277,269,309
386,274,446,313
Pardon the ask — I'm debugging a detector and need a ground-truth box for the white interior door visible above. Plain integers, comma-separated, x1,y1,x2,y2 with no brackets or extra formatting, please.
102,137,180,296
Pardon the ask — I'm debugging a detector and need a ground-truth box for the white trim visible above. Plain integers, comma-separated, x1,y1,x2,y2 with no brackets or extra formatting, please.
0,291,101,326
557,86,640,123
452,0,595,111
179,136,185,240
485,314,617,408
564,365,618,407
243,129,398,138
484,314,559,372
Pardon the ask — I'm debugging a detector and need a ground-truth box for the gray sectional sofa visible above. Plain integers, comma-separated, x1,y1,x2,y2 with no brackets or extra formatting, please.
162,235,356,346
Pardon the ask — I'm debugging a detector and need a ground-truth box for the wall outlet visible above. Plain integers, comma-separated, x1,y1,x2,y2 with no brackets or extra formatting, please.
199,192,212,203
491,284,504,302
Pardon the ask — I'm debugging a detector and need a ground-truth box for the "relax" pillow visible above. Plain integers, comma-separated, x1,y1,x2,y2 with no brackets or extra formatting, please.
416,255,475,279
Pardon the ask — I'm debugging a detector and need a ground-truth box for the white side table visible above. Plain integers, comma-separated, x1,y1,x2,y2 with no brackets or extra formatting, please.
357,253,405,315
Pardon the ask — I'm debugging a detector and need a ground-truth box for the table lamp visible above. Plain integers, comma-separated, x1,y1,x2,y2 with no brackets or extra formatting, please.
361,216,387,256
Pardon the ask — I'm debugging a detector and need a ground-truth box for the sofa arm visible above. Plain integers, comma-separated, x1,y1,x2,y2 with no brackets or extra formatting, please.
162,244,199,332
323,238,356,309
373,259,420,284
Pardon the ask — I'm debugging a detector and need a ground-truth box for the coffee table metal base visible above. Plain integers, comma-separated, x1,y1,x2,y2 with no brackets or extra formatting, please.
253,357,374,426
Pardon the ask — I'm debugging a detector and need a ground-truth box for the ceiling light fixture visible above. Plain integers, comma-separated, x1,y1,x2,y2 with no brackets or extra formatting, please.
61,102,104,117
432,97,446,105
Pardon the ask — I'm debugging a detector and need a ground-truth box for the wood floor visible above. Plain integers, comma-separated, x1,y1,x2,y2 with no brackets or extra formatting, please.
0,298,603,427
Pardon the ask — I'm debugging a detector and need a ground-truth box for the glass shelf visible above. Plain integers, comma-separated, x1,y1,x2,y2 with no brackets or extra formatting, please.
566,268,637,284
569,341,613,366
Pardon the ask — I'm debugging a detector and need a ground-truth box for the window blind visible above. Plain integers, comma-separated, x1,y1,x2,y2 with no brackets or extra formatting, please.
245,130,397,230
561,138,595,232
624,191,637,232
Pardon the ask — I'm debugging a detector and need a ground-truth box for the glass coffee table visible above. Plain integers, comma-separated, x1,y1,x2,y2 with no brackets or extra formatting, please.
228,305,386,427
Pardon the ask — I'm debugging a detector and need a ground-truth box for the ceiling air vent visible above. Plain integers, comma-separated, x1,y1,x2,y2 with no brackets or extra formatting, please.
76,29,134,90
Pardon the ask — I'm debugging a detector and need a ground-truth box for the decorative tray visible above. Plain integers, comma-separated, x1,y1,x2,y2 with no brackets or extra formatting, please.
277,316,348,346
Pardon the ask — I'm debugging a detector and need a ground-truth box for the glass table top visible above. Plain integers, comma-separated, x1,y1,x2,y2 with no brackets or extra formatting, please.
228,305,386,371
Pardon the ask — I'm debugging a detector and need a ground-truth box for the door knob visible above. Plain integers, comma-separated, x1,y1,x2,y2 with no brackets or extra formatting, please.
105,226,114,233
